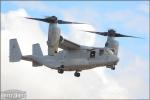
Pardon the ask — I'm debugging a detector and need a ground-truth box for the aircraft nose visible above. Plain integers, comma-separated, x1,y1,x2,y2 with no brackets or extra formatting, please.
114,56,119,63
111,55,119,63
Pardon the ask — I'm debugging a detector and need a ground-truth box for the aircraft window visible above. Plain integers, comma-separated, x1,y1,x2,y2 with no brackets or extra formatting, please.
105,42,109,47
105,48,114,55
111,48,115,53
99,49,104,56
108,50,113,55
90,51,95,58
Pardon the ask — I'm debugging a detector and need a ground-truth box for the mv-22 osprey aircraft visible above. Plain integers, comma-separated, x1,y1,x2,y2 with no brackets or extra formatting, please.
9,16,140,77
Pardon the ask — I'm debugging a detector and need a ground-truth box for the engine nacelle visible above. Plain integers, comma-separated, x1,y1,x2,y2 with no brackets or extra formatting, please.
105,37,119,55
47,23,60,55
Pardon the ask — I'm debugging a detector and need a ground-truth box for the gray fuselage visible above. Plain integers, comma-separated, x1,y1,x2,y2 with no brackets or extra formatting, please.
39,47,119,71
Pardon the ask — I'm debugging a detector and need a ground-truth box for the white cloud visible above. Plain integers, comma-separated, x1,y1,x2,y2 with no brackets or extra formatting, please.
1,9,47,55
68,24,96,46
59,8,97,46
1,9,132,99
58,7,107,48
2,1,149,98
118,59,149,99
116,47,149,99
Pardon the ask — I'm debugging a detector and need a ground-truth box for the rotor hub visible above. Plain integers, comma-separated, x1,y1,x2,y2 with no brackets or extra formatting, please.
46,16,58,23
108,29,116,37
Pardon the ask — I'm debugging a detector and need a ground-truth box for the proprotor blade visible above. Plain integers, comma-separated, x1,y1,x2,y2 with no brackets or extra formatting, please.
82,30,142,39
58,20,85,24
114,33,142,38
25,17,48,23
82,30,107,36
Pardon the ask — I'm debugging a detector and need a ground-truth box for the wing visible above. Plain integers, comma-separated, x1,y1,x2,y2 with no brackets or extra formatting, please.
59,37,80,50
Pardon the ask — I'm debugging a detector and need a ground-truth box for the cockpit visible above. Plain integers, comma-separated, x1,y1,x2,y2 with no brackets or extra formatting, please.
103,48,114,55
99,48,114,56
90,48,114,58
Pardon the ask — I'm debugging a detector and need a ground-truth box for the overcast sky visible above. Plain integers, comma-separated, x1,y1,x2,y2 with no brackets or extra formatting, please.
1,1,149,99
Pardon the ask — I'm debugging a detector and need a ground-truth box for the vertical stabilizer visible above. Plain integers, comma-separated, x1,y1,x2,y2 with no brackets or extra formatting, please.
9,39,22,62
32,43,43,66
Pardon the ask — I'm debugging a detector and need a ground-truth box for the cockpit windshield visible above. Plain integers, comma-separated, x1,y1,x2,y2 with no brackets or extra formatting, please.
99,48,114,56
105,48,114,55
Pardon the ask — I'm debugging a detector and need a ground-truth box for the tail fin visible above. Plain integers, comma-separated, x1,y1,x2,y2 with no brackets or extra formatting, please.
32,43,43,57
32,43,43,66
9,39,22,62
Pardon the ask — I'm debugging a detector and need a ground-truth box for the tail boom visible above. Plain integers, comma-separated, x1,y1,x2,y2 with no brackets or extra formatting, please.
9,39,43,67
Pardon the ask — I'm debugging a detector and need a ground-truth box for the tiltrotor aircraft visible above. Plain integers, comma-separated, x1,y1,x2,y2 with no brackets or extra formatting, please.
9,16,140,77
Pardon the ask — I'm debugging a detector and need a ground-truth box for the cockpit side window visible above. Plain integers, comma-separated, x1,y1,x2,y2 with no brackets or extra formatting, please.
99,49,104,56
